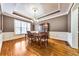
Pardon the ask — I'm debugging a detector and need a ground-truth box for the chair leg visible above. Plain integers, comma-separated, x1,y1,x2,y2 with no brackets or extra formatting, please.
28,38,32,45
28,38,30,44
45,41,48,48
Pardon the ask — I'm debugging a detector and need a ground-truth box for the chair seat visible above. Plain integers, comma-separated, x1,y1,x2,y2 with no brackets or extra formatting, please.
40,39,47,41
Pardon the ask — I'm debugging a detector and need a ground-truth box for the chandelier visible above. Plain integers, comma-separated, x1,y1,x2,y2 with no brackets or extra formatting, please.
32,7,39,22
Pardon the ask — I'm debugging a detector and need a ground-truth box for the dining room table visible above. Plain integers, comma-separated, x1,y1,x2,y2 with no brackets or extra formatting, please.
25,31,48,47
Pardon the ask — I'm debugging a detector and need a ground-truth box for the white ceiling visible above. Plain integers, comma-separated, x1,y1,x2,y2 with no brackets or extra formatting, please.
1,3,72,22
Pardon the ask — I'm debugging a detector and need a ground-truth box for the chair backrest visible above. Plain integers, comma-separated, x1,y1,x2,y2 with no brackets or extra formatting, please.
27,31,33,38
39,32,48,39
27,31,31,37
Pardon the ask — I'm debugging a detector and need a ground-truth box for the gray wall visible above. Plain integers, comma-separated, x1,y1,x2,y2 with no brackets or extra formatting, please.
78,14,79,32
39,15,68,32
3,15,14,32
0,5,2,30
0,14,2,30
78,8,79,33
3,15,32,32
2,13,71,32
68,11,71,32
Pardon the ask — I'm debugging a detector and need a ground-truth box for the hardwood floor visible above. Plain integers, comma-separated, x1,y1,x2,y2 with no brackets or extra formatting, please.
0,37,79,56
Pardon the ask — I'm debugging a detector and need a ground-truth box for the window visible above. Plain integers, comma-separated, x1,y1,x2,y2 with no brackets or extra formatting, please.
15,20,31,34
21,21,27,34
15,20,21,34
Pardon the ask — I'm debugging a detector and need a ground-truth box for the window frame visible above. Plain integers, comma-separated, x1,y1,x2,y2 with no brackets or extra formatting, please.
14,19,31,35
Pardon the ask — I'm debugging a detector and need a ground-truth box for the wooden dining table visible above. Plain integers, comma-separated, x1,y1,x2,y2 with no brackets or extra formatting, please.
25,31,48,47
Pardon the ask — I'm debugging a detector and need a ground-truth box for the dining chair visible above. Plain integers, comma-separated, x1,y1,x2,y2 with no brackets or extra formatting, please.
27,31,34,44
33,33,40,45
39,32,48,48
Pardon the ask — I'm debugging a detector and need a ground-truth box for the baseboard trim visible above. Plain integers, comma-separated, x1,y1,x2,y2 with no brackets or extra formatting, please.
49,37,71,47
3,37,25,42
49,37,66,42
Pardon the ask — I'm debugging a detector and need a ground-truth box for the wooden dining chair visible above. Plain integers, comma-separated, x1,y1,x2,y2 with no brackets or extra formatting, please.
27,31,34,44
39,32,48,48
33,33,40,45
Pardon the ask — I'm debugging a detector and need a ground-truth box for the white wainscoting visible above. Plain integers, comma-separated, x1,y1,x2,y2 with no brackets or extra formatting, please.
49,31,72,47
3,32,14,41
2,32,25,41
2,32,73,48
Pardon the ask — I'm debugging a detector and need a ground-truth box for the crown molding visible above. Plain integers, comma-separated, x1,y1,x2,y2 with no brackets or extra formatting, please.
38,3,73,22
67,3,74,14
2,12,33,23
1,3,73,23
38,3,60,19
13,11,33,20
38,12,68,22
38,9,60,19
